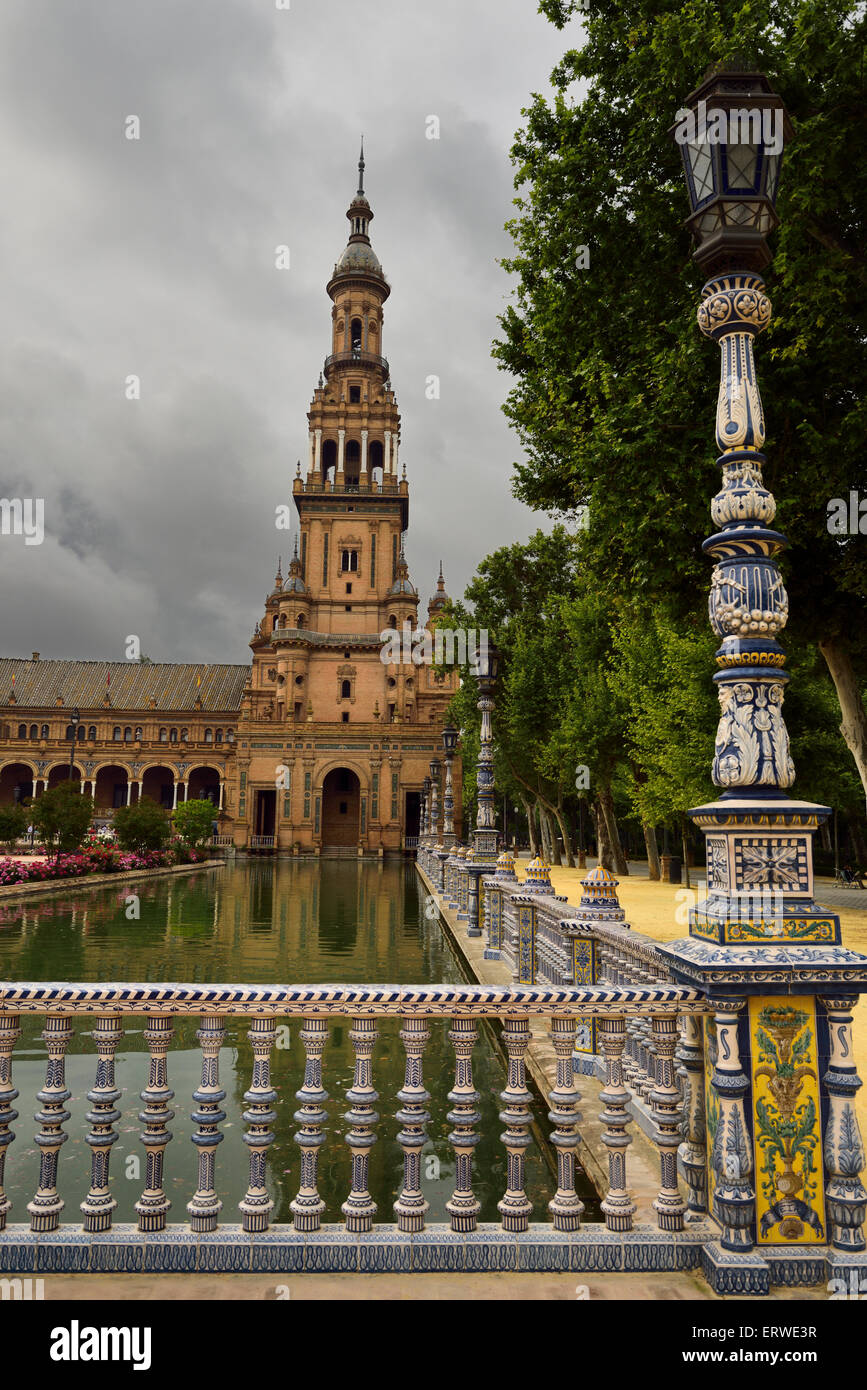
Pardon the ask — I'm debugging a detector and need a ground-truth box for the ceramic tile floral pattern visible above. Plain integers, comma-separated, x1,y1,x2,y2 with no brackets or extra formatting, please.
749,997,826,1245
572,938,595,1054
703,1015,720,1221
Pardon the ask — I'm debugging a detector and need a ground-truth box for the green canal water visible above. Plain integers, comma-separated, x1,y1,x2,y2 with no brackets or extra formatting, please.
0,860,599,1226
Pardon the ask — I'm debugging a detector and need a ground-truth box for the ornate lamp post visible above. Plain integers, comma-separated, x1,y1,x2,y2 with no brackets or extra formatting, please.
67,709,80,782
429,755,444,890
429,757,441,843
473,642,500,862
421,775,431,860
441,724,458,848
660,64,867,1293
464,642,500,937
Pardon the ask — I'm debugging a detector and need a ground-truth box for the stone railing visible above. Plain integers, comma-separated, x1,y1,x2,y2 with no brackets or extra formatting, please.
0,979,713,1275
417,846,867,1292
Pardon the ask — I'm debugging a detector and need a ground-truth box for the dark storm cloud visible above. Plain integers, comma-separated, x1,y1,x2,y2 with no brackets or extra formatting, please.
0,0,583,661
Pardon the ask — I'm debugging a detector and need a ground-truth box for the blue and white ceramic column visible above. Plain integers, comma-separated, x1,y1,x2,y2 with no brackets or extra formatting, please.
661,65,867,1294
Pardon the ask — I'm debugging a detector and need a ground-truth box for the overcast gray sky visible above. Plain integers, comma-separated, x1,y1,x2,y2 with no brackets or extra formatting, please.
0,0,584,664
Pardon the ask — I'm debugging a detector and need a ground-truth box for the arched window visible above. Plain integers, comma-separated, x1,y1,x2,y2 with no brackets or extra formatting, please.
180,728,188,742
124,726,132,742
205,728,213,744
345,439,360,486
272,614,279,632
40,724,49,739
227,731,235,744
169,728,178,743
113,726,122,741
29,725,38,740
350,318,362,352
77,724,86,741
215,729,223,745
296,614,306,629
134,726,143,741
65,725,75,741
88,725,97,740
322,438,337,483
17,724,26,738
369,440,384,479
388,613,397,629
159,727,168,743
341,680,351,700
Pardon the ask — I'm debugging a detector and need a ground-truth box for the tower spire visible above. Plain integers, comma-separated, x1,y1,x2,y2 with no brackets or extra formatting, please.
357,136,365,196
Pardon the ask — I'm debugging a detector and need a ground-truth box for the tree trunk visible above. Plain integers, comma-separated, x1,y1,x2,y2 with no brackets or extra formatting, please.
681,815,691,892
536,799,551,861
594,796,612,870
597,783,628,875
851,819,867,869
819,819,831,853
820,634,867,809
577,799,587,869
520,794,537,857
542,803,562,865
643,820,661,881
553,798,575,868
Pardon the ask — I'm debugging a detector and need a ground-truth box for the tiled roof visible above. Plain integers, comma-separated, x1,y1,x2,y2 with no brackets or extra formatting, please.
0,659,250,713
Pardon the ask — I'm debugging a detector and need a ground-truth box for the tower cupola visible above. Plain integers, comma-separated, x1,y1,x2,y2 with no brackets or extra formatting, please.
328,141,390,299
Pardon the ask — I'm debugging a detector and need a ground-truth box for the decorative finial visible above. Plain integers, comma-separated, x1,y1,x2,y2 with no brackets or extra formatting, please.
295,458,301,477
357,136,365,196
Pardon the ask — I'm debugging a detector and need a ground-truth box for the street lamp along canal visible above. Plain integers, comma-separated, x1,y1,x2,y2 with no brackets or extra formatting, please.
67,709,80,783
441,723,458,848
658,63,867,1291
465,640,500,937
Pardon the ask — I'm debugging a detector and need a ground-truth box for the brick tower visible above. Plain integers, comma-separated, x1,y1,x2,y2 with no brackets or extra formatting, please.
231,146,461,852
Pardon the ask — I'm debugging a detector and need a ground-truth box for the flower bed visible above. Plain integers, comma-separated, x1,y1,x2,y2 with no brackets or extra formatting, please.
0,838,205,886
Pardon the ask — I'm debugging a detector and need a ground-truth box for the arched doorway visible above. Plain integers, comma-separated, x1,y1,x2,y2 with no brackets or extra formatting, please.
94,764,129,811
187,765,221,805
0,762,35,805
47,764,83,790
141,765,176,809
321,768,361,848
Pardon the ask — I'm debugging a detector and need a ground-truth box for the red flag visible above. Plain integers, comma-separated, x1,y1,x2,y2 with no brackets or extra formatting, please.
106,668,111,687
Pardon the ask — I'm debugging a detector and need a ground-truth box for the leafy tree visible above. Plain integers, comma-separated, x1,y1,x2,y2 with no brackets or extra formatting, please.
495,0,867,801
173,798,217,848
0,804,28,852
31,781,94,859
113,796,172,852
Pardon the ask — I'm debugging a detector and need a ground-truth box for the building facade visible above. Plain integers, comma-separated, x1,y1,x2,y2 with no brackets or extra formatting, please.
0,152,461,853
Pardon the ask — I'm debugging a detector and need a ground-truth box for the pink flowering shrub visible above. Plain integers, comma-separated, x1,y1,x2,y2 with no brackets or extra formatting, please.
0,841,203,886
